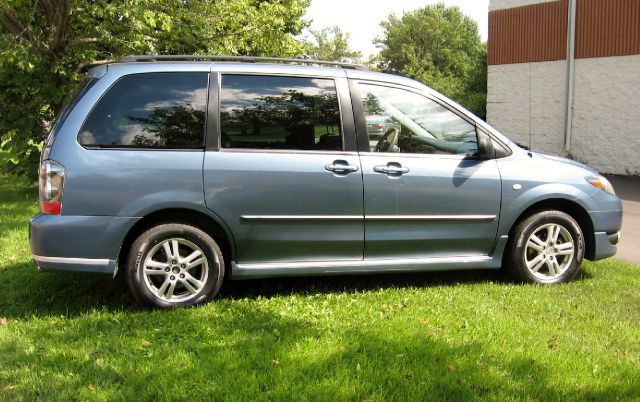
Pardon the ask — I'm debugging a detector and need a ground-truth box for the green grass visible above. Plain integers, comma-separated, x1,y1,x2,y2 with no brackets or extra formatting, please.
0,175,639,401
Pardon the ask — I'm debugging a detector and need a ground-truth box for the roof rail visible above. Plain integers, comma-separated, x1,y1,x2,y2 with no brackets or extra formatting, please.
118,54,368,70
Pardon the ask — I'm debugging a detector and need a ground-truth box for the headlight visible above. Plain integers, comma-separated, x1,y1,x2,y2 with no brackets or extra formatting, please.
586,175,615,195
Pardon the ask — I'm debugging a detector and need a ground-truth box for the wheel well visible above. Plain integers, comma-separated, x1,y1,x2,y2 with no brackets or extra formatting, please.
116,208,234,274
508,199,596,260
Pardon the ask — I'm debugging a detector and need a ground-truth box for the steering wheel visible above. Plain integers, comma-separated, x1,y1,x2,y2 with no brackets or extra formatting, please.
374,128,399,152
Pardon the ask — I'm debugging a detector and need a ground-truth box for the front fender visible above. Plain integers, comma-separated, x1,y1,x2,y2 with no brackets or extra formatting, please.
497,183,596,236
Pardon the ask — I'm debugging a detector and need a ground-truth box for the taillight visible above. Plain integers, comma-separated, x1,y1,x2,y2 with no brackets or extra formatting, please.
39,160,65,215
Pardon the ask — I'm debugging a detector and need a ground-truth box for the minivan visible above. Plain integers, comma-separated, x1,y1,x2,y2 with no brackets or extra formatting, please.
30,55,623,308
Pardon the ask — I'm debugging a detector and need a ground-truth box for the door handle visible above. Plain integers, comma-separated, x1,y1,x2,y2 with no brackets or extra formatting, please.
374,163,409,175
325,160,359,174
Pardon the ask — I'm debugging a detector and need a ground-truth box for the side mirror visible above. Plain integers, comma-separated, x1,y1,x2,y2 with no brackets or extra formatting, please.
477,128,495,160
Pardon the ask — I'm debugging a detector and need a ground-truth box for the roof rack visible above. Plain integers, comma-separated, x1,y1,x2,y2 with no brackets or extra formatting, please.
118,54,368,70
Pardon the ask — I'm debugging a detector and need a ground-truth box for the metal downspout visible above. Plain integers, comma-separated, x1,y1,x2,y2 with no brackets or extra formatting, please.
564,0,577,152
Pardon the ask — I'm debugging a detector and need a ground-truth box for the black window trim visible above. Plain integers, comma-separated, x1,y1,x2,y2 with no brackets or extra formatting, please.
213,72,352,154
350,79,482,159
77,71,210,151
205,71,220,152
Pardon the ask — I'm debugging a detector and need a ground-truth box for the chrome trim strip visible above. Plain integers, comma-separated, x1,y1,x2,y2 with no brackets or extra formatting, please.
32,255,111,266
220,149,359,156
366,214,496,222
241,214,495,222
235,255,491,270
241,215,363,221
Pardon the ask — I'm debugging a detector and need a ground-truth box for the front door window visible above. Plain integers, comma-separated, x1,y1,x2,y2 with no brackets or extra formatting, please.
359,84,478,156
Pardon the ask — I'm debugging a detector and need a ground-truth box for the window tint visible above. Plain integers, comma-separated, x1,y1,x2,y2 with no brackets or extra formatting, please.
220,75,342,151
79,72,208,148
360,84,478,156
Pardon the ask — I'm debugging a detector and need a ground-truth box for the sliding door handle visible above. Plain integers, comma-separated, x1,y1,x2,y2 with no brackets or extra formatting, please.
325,160,359,174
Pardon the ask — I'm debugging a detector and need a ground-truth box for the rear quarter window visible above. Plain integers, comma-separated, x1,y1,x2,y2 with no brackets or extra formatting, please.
45,77,97,148
78,72,208,149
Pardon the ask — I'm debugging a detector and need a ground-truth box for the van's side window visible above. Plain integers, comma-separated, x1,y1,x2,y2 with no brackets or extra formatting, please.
359,84,478,156
220,75,342,151
78,72,208,148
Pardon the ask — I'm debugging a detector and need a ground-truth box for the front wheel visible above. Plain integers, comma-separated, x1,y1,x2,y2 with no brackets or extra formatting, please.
126,223,225,308
506,210,585,284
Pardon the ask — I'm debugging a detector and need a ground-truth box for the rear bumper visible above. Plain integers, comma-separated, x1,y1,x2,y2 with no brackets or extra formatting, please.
29,214,139,274
32,255,116,274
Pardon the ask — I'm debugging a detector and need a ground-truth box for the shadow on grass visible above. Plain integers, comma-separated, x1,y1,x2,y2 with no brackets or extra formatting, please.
1,258,597,320
0,262,136,319
220,268,508,300
1,259,511,319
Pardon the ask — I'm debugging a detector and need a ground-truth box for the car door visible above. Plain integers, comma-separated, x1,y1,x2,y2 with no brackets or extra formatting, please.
203,71,364,264
352,80,502,259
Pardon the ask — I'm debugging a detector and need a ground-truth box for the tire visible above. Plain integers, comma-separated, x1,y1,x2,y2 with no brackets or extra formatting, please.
505,210,585,284
126,223,225,308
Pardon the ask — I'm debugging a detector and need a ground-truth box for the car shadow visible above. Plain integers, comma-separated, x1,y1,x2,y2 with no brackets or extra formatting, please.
1,260,509,318
0,261,137,319
0,259,594,318
219,268,508,300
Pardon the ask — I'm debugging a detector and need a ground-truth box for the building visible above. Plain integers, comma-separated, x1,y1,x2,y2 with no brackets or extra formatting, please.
487,0,640,175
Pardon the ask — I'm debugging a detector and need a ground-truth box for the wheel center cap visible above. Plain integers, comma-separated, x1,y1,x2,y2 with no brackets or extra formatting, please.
172,266,180,274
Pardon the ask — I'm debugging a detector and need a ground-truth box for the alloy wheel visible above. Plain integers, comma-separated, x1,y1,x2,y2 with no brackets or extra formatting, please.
142,238,210,303
523,223,575,280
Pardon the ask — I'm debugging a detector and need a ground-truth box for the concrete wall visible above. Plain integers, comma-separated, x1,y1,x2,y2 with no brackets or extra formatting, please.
490,0,560,11
571,55,640,175
487,55,640,175
487,60,567,155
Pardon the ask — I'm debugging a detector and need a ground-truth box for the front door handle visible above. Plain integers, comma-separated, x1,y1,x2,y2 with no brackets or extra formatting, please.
325,160,359,174
374,163,409,176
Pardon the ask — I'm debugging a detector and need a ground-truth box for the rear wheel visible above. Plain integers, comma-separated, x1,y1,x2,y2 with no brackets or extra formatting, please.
506,210,585,284
126,223,225,308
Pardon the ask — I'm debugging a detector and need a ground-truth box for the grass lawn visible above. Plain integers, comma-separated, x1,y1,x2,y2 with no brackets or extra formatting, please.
0,174,639,401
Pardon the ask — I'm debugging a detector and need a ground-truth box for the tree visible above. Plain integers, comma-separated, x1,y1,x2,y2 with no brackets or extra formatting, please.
303,26,362,63
373,3,487,119
0,0,310,175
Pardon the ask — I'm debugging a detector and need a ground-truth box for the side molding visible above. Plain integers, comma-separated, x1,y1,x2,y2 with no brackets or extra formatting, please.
231,235,509,279
240,214,496,222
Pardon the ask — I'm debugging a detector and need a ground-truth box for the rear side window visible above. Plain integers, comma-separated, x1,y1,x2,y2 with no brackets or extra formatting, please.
220,75,342,151
78,72,208,148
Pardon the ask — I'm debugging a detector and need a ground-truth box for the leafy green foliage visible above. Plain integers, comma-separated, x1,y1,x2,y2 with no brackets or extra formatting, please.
373,3,487,119
0,0,310,176
303,26,362,63
1,175,639,400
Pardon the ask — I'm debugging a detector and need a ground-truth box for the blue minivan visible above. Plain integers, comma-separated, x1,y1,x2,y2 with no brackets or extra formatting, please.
30,55,623,308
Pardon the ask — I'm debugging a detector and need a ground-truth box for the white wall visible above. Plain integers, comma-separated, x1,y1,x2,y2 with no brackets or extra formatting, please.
489,0,560,11
487,60,567,155
571,55,640,175
487,55,640,175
